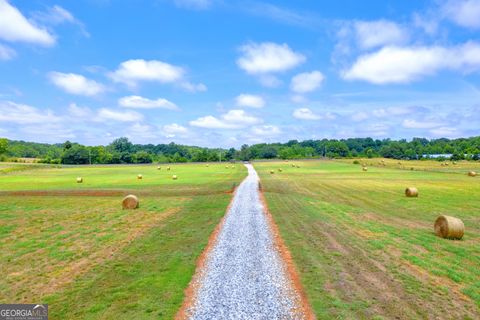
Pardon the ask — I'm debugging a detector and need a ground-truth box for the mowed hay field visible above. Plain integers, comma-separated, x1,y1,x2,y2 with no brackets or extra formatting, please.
0,163,246,319
255,160,480,320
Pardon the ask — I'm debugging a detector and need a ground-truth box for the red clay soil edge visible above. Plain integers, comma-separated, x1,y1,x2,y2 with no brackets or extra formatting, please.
259,184,316,320
175,181,242,320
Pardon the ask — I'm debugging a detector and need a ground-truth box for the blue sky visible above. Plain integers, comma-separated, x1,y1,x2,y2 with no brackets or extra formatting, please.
0,0,479,147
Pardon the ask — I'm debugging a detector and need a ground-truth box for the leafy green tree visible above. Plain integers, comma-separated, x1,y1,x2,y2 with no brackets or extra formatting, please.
0,138,8,154
61,145,90,164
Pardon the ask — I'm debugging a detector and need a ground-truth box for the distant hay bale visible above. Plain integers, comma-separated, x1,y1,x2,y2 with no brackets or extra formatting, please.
157,166,161,170
167,167,171,171
122,195,139,209
278,168,283,172
292,163,296,167
76,177,83,183
381,159,385,163
434,215,464,239
270,170,274,174
225,165,229,169
410,167,414,171
362,167,368,171
172,175,178,180
206,164,209,167
137,174,143,180
405,187,418,197
468,171,477,177
452,161,457,165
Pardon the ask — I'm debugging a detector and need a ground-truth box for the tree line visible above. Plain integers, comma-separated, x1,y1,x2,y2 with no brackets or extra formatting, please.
0,136,479,165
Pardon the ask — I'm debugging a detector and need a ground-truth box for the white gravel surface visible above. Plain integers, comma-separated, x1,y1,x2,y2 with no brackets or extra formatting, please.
188,164,304,320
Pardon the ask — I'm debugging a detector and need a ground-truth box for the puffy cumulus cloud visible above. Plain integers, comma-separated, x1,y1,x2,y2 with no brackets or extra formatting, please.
173,0,212,10
125,122,158,141
190,109,261,129
118,95,178,110
443,0,480,29
109,59,184,87
293,108,321,120
0,0,55,46
251,125,281,137
0,44,15,61
342,42,480,84
49,72,105,96
0,101,60,124
235,94,265,108
290,71,324,93
237,42,305,74
162,123,189,138
354,20,409,49
97,108,143,122
109,59,206,92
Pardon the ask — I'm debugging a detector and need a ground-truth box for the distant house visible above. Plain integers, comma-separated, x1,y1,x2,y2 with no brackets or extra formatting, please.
423,154,453,159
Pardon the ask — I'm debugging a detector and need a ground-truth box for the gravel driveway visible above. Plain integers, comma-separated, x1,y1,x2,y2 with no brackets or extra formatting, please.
187,164,304,320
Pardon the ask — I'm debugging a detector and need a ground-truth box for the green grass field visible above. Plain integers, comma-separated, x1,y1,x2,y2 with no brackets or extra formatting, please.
254,160,480,319
0,162,246,319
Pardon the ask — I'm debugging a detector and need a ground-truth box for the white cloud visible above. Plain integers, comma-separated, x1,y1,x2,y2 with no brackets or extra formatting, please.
97,108,143,122
0,44,15,60
293,108,321,120
237,42,306,74
0,101,60,124
109,59,185,87
235,94,265,108
174,0,212,10
402,119,444,129
162,123,189,137
49,72,105,96
430,126,459,137
32,5,89,37
443,0,480,29
68,103,91,118
180,81,208,93
342,42,480,84
118,95,178,110
290,71,324,93
0,0,55,46
354,20,409,49
251,125,281,137
290,95,307,104
190,109,261,129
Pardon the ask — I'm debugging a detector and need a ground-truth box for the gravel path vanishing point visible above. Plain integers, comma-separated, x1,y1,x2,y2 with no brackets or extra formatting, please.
186,164,305,320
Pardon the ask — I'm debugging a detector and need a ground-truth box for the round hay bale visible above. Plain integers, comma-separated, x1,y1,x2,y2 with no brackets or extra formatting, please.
167,166,171,171
206,164,209,167
381,159,385,163
157,166,161,170
137,174,143,180
172,175,178,180
278,168,283,172
468,171,477,177
362,167,368,171
76,177,83,183
122,195,139,209
296,165,300,168
434,215,464,239
453,161,457,165
225,165,229,169
405,187,418,197
270,170,274,174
